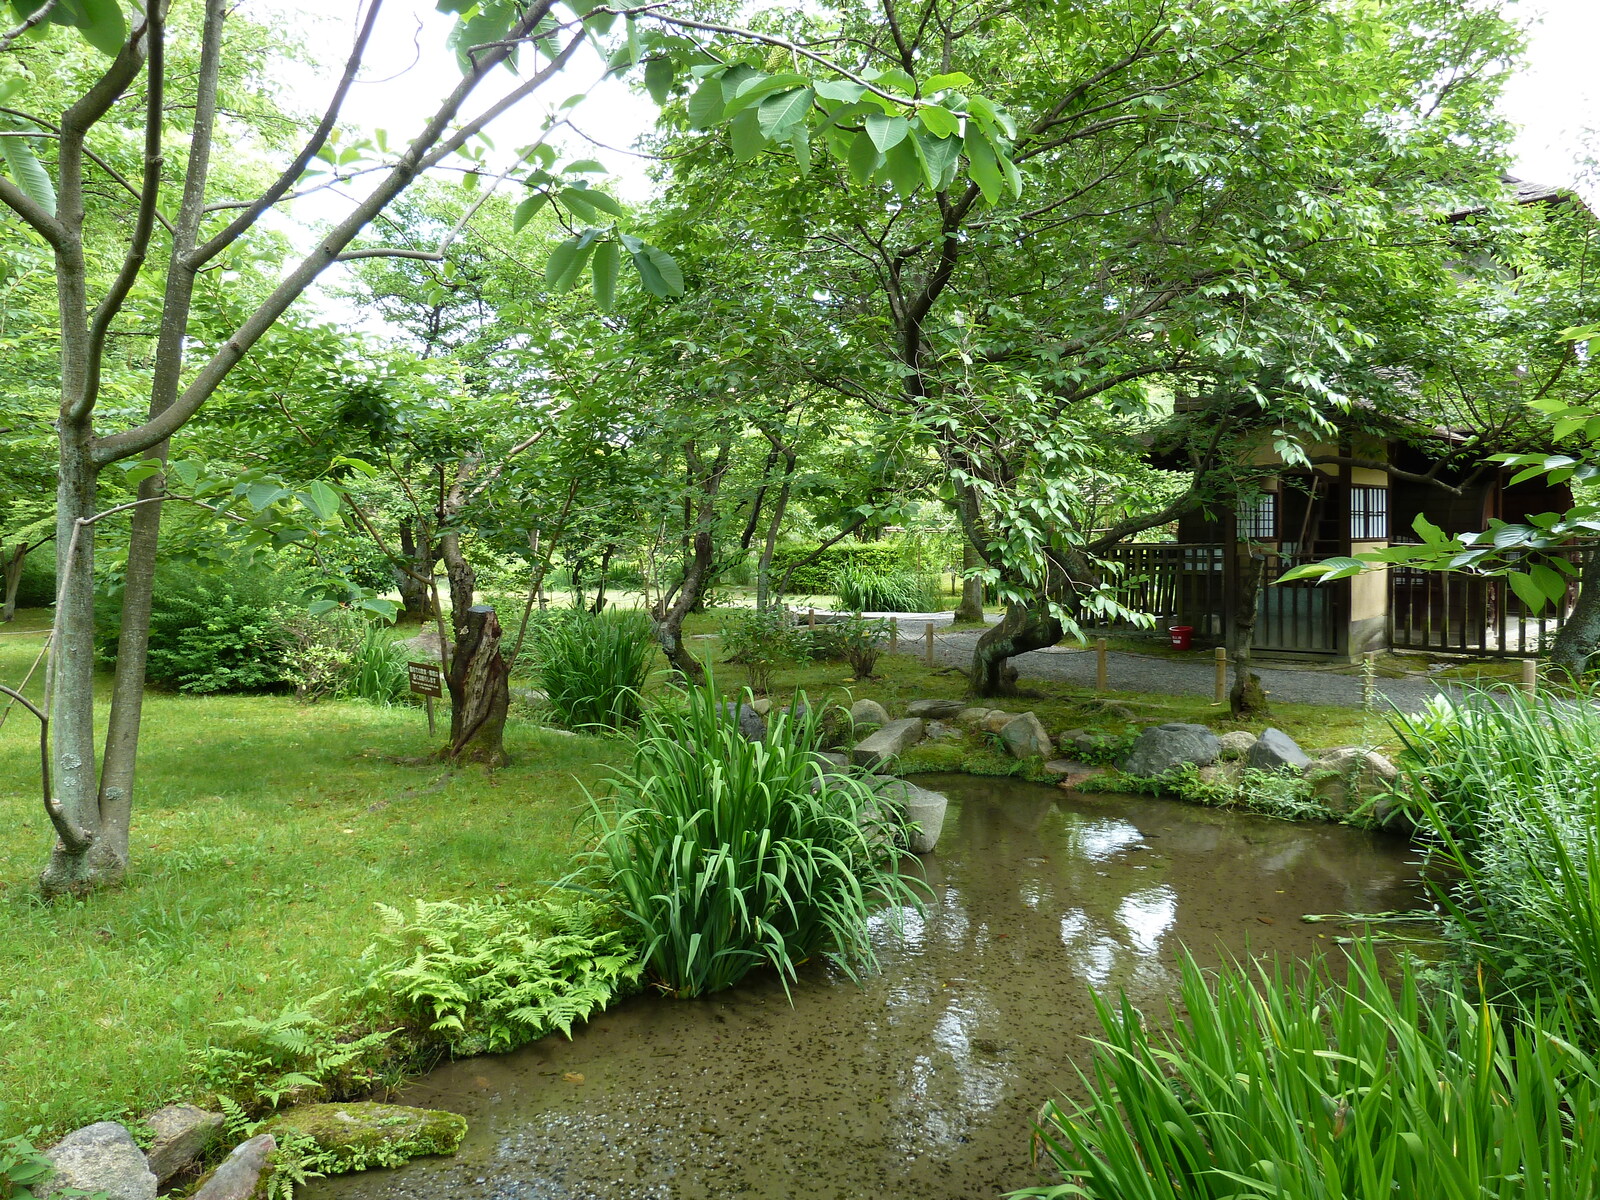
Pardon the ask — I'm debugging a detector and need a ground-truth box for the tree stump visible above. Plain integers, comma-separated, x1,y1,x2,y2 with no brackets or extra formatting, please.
445,605,510,766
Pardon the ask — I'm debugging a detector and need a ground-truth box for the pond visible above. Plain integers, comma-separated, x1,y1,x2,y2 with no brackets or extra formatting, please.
307,775,1422,1200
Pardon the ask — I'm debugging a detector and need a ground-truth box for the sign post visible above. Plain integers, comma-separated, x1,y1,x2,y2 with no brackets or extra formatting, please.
408,660,443,736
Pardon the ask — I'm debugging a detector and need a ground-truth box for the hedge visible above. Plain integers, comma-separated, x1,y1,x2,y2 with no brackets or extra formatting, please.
768,542,910,594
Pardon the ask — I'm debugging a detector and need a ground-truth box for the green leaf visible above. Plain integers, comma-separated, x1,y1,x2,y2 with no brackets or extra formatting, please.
561,158,607,174
757,88,813,139
865,112,909,153
789,123,811,175
728,107,764,162
913,128,960,190
963,127,1004,204
1507,570,1550,612
814,79,867,103
881,136,924,197
686,75,725,129
723,72,808,117
307,598,340,617
643,56,674,105
629,244,684,297
1529,561,1568,603
591,239,620,311
917,104,960,139
246,483,290,512
718,64,760,103
545,235,595,292
61,0,126,56
304,480,341,520
922,71,973,93
511,192,549,233
559,186,623,222
1,135,55,215
847,130,882,185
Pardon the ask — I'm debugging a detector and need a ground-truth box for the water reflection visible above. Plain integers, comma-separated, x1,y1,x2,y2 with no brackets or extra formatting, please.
307,776,1421,1200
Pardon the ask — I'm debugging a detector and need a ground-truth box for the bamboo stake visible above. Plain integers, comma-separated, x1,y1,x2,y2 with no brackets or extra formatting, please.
1521,658,1538,699
1096,638,1109,692
925,621,935,667
1214,645,1227,705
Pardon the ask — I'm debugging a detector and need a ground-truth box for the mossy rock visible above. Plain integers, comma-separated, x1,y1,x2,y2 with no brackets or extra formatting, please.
261,1102,466,1177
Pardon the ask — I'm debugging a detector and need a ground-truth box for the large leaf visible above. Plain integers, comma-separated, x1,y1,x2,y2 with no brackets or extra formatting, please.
881,137,924,197
757,88,813,139
864,113,909,153
1,134,55,215
1506,570,1552,613
728,108,764,163
545,235,595,292
913,128,960,190
643,56,674,105
628,243,684,298
591,239,620,311
511,192,549,232
559,186,623,222
963,127,1004,204
917,104,960,139
847,130,881,185
686,75,725,129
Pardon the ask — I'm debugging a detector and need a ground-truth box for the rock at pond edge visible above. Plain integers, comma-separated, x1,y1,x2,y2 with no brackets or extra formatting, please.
190,1134,276,1200
43,1122,157,1200
1118,722,1221,776
260,1102,467,1177
144,1103,225,1186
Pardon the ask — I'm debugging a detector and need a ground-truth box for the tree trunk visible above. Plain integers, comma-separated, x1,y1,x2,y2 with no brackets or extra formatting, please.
1549,549,1600,676
589,542,616,614
445,603,510,767
955,538,985,622
396,520,436,623
1229,546,1270,718
969,602,1061,697
3,543,27,623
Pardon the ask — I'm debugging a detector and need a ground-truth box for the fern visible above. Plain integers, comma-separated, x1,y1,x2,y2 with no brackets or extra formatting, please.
354,896,642,1056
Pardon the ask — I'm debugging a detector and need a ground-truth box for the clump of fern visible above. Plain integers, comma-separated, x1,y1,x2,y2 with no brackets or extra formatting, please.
351,896,642,1057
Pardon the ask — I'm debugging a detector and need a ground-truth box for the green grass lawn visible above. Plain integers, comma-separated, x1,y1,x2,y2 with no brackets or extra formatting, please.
0,610,628,1139
1,603,1385,1142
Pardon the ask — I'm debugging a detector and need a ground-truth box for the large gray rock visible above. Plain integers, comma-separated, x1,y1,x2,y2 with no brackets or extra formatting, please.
852,717,926,768
924,719,963,741
849,698,890,727
954,707,993,728
44,1122,157,1200
1245,727,1310,773
1218,730,1257,761
873,779,950,853
1307,747,1400,819
999,712,1053,759
191,1134,276,1200
905,698,965,719
717,701,767,741
1118,722,1221,776
981,710,1017,734
145,1104,224,1186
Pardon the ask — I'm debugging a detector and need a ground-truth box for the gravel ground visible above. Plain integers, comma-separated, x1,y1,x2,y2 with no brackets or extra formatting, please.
828,611,1456,714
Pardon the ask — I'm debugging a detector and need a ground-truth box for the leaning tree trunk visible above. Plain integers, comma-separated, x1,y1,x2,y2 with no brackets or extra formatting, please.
396,520,436,623
1229,547,1270,718
2,543,27,623
969,602,1062,697
1548,548,1600,677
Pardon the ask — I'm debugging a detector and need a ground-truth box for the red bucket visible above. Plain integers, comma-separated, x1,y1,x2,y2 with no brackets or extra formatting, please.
1168,625,1194,650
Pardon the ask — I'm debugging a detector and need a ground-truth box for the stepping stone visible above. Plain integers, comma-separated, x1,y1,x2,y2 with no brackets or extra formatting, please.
851,717,925,768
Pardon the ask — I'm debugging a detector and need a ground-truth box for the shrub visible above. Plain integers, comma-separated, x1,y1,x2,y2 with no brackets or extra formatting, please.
352,897,641,1057
816,612,890,678
768,541,908,595
99,563,301,694
833,560,941,612
579,678,924,998
719,606,808,693
1025,948,1600,1200
534,607,655,730
280,613,409,705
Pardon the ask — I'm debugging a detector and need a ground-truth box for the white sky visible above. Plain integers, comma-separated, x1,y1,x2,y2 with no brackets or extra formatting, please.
248,0,1600,307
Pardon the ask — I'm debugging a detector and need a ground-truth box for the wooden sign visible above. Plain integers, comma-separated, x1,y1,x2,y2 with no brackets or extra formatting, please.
407,661,443,698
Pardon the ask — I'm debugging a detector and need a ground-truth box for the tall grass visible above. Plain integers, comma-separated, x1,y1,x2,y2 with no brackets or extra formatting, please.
1391,685,1600,1016
578,678,924,998
1023,948,1600,1200
344,621,410,705
533,608,655,731
833,560,941,612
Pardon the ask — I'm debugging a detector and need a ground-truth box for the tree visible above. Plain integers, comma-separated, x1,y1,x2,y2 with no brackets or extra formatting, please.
652,0,1520,695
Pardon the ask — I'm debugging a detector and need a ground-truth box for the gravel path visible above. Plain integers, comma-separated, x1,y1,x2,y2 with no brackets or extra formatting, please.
824,611,1455,714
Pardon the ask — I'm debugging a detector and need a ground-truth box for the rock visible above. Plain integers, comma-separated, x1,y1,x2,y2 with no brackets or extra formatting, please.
905,698,965,719
749,697,773,716
1040,758,1092,778
808,751,853,793
510,686,547,705
717,701,767,741
851,717,926,768
1245,727,1310,773
923,719,963,741
191,1134,276,1200
981,710,1016,734
1307,747,1400,819
1218,730,1257,761
43,1122,157,1200
145,1104,224,1186
1057,728,1100,755
873,779,950,853
1118,722,1221,776
954,707,992,727
999,712,1053,759
260,1103,467,1177
849,698,890,726
396,629,444,660
1196,763,1241,788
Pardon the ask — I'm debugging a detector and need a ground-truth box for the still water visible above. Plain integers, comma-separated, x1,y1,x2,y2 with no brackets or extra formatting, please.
307,775,1421,1200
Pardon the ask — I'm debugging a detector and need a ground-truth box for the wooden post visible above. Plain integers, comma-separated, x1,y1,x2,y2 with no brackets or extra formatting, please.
1521,658,1538,699
1096,637,1109,692
1214,645,1227,705
889,619,898,653
925,621,935,667
1362,650,1378,710
808,607,816,628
